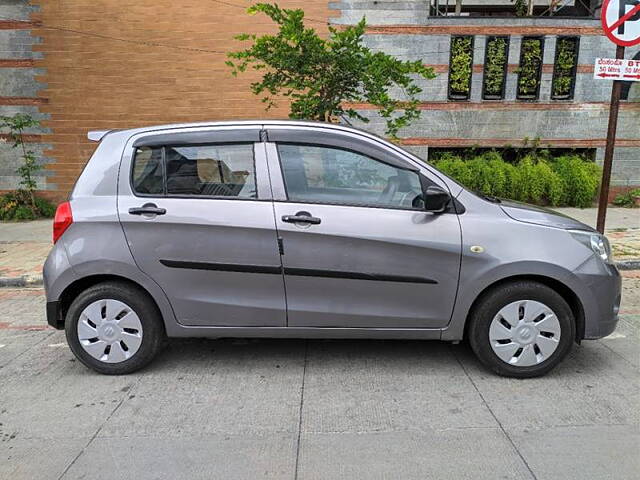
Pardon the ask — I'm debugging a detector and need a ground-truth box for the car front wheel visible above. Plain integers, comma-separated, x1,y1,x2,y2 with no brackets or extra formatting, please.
65,281,165,375
468,281,575,378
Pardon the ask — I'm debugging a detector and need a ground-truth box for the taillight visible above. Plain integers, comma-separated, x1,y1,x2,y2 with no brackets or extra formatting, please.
53,201,73,244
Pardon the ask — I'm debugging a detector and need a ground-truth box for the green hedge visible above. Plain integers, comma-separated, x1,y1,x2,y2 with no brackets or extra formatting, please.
432,152,600,208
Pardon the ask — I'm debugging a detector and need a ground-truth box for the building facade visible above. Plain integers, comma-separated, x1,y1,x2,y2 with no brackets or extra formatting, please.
1,0,638,203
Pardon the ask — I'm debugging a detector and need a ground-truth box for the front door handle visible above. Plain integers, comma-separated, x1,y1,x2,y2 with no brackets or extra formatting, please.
129,203,167,216
282,211,321,225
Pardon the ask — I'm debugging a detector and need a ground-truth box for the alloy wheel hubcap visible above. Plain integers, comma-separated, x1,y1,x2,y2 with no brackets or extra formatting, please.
489,300,561,367
77,299,143,363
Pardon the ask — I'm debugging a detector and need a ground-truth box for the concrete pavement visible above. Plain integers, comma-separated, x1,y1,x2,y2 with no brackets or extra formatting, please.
0,220,51,287
0,272,638,479
553,207,638,230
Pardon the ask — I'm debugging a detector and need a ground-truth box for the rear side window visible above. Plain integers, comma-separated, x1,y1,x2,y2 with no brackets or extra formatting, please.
131,143,256,198
132,147,163,195
277,143,423,209
165,144,255,198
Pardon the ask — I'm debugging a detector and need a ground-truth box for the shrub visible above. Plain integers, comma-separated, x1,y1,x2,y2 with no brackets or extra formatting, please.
432,153,473,187
515,156,541,202
433,151,600,207
484,157,509,197
537,160,564,206
612,188,640,207
0,191,55,221
553,155,600,207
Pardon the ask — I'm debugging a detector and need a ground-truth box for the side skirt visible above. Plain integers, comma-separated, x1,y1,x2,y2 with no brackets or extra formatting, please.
165,325,444,340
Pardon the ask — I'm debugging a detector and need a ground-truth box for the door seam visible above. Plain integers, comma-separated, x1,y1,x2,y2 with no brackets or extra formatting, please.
261,135,290,327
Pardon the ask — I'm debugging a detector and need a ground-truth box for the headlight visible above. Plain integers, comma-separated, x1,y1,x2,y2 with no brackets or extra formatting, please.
569,230,613,264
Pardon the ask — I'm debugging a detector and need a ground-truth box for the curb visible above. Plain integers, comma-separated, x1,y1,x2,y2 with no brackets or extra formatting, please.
0,259,639,288
616,259,640,270
0,275,43,288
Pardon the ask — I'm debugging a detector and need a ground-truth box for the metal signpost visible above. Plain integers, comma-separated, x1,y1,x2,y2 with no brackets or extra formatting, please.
595,0,640,233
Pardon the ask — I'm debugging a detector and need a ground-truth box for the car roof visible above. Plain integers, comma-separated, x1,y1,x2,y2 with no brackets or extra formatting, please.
87,120,384,143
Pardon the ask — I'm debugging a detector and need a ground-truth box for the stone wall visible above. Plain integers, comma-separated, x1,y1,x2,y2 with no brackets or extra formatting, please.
0,0,50,192
332,1,640,190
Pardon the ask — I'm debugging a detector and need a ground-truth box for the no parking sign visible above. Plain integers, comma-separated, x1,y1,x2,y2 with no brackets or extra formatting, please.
602,0,640,47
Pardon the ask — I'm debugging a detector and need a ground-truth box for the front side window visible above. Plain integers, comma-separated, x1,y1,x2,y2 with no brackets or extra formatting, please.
277,144,423,209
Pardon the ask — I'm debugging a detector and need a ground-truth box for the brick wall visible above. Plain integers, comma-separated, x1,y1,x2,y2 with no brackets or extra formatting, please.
1,0,334,202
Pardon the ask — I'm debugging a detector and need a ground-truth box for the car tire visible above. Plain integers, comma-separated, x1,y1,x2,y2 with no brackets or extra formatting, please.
468,281,575,378
65,281,165,375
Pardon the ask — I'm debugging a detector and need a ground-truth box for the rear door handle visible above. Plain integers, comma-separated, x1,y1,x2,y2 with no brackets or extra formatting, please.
282,211,321,225
129,203,166,216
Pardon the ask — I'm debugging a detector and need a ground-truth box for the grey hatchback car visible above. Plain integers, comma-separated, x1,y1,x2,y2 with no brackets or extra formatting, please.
43,121,621,377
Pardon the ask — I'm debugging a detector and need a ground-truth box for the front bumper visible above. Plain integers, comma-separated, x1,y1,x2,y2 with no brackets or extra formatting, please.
576,263,622,340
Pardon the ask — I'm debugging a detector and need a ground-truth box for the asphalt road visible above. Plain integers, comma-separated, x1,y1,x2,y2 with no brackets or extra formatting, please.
1,276,638,480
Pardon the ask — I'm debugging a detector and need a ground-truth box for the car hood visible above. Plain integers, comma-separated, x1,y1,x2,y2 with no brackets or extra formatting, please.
499,200,594,231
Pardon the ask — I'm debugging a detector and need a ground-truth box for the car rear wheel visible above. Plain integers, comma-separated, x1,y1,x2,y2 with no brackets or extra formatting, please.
65,281,165,375
468,281,575,378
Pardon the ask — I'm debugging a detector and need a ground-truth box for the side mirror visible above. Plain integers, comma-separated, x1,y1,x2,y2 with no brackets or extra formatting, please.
423,186,450,213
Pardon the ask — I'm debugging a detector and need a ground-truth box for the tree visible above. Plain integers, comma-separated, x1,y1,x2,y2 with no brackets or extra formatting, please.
226,3,435,138
0,113,42,214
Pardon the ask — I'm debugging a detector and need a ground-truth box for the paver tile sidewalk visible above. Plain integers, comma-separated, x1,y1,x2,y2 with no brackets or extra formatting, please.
609,228,640,260
0,211,638,286
0,242,51,281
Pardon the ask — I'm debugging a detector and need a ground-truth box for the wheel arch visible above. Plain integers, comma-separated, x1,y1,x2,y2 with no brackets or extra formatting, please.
53,274,165,332
462,274,585,343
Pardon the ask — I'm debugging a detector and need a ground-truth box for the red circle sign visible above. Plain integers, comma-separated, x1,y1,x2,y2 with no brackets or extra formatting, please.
602,0,640,46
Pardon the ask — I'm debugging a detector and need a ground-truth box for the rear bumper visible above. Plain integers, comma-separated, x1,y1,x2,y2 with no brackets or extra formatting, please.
43,240,77,330
46,300,64,329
